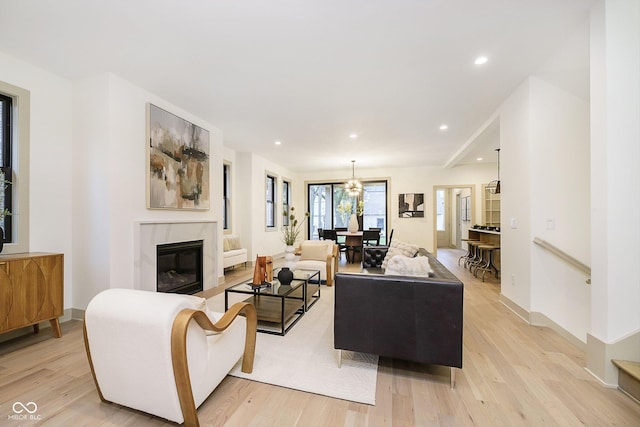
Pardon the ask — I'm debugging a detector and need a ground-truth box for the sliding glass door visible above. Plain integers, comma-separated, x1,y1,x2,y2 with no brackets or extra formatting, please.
308,181,388,243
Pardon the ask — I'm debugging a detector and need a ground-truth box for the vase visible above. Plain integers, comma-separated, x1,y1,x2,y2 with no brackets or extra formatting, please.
277,267,294,287
348,214,359,233
284,245,296,269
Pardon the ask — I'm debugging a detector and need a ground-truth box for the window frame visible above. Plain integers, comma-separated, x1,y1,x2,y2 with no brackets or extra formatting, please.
223,162,231,231
282,179,291,227
0,93,13,242
0,80,30,254
306,179,389,242
265,172,277,229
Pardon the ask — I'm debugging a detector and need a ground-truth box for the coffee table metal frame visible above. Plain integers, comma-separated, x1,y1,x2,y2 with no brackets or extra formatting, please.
224,268,320,336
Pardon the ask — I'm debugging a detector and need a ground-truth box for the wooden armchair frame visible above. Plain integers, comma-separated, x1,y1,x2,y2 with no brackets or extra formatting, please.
84,301,257,427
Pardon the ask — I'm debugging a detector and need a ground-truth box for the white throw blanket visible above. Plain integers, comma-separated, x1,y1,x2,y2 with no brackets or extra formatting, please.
384,254,433,277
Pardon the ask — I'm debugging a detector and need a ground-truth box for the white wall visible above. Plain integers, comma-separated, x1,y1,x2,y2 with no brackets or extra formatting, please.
499,75,592,342
586,0,640,384
72,73,223,309
499,80,533,312
233,152,301,262
0,51,74,310
529,77,591,341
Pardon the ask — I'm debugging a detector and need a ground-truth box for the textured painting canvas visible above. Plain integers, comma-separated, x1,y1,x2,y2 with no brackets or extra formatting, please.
399,193,424,218
147,104,210,210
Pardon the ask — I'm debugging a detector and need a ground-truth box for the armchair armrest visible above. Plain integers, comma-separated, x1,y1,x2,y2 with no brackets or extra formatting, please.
324,244,339,286
171,302,257,427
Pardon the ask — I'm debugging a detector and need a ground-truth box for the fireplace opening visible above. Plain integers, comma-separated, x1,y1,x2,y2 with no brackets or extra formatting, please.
157,240,204,294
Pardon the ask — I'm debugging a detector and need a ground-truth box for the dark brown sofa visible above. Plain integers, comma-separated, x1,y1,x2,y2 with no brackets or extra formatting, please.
334,246,463,386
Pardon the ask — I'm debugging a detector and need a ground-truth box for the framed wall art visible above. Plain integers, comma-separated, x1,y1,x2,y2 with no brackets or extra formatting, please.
147,103,210,210
399,193,424,218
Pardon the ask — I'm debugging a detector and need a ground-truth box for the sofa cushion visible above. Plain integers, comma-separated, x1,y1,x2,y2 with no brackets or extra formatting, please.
384,254,433,277
299,242,330,261
381,240,420,269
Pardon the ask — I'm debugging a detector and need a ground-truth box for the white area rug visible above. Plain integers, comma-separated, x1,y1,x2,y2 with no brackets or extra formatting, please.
207,285,379,405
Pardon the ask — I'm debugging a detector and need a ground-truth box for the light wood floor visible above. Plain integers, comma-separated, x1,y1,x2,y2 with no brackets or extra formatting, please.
1,249,638,426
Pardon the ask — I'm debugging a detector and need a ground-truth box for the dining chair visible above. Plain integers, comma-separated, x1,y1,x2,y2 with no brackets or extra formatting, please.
323,229,348,261
362,229,380,246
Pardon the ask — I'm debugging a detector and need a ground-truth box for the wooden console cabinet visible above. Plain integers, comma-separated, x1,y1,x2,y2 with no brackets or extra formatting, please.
0,253,64,338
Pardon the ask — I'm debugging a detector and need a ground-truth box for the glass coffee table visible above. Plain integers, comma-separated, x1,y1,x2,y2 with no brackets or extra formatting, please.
225,268,320,336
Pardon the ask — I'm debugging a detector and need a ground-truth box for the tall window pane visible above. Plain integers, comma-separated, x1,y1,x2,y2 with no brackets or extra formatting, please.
0,93,12,242
282,180,291,226
436,189,445,231
362,181,388,243
266,174,276,228
223,163,230,230
308,184,332,239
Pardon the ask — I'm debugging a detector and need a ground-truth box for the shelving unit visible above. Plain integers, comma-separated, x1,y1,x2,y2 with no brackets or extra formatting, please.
482,185,501,227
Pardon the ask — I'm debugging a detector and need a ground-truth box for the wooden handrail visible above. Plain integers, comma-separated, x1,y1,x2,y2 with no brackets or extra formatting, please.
533,237,591,284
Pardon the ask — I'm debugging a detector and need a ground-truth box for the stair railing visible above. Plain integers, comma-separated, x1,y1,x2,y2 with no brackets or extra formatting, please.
533,237,591,284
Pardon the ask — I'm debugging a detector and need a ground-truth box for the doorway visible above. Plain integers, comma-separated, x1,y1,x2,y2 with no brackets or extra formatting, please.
433,185,475,255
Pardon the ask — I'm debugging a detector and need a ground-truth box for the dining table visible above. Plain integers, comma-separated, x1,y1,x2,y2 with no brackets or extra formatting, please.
336,230,363,263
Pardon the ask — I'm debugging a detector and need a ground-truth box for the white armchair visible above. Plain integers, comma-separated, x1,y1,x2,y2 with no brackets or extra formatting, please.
83,289,256,427
294,240,339,286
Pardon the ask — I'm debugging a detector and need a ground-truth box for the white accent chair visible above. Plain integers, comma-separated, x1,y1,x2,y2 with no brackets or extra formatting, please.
293,240,339,286
83,289,256,427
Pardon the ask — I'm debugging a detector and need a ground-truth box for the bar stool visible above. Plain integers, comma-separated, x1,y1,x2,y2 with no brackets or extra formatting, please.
466,241,482,271
475,244,500,281
459,239,480,267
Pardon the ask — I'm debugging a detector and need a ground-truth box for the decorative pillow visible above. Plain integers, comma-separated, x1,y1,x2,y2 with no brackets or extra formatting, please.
384,254,433,277
223,237,231,252
299,243,329,261
224,236,242,251
381,239,420,269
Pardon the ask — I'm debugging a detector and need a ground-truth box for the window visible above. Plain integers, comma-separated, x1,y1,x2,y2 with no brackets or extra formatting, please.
0,80,29,253
223,163,231,230
282,179,291,226
308,180,388,242
436,189,445,231
0,93,13,242
266,174,276,228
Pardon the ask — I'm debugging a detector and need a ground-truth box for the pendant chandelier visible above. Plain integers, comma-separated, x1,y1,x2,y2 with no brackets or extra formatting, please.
486,148,501,194
344,160,362,196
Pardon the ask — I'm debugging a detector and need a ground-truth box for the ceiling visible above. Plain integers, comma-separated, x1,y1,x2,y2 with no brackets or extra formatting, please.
0,0,593,173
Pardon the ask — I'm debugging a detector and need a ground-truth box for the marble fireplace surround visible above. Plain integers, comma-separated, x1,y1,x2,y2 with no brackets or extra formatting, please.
134,220,217,292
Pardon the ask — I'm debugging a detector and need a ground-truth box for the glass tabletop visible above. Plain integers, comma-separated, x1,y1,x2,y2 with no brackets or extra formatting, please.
226,268,320,297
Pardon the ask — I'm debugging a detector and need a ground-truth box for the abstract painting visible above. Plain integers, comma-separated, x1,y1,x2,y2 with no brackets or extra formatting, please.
147,104,210,210
399,193,424,218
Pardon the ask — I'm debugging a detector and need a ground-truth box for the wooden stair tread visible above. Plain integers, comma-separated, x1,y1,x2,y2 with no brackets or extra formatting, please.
612,360,640,381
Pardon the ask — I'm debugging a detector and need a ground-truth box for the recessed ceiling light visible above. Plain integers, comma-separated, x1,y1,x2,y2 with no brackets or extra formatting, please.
349,133,358,139
477,157,483,161
474,56,488,65
439,124,448,131
274,140,282,145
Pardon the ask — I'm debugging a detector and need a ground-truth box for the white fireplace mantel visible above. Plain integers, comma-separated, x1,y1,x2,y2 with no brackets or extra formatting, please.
134,220,217,292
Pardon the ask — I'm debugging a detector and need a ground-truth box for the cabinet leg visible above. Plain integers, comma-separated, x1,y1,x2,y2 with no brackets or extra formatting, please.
33,323,40,334
50,319,62,338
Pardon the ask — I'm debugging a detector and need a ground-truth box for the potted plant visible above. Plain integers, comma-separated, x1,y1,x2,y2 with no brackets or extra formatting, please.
282,207,309,267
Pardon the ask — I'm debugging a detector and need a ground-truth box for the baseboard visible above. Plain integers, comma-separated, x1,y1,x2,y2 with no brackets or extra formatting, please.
71,307,85,321
499,294,586,351
498,293,529,322
587,330,640,386
530,311,586,351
